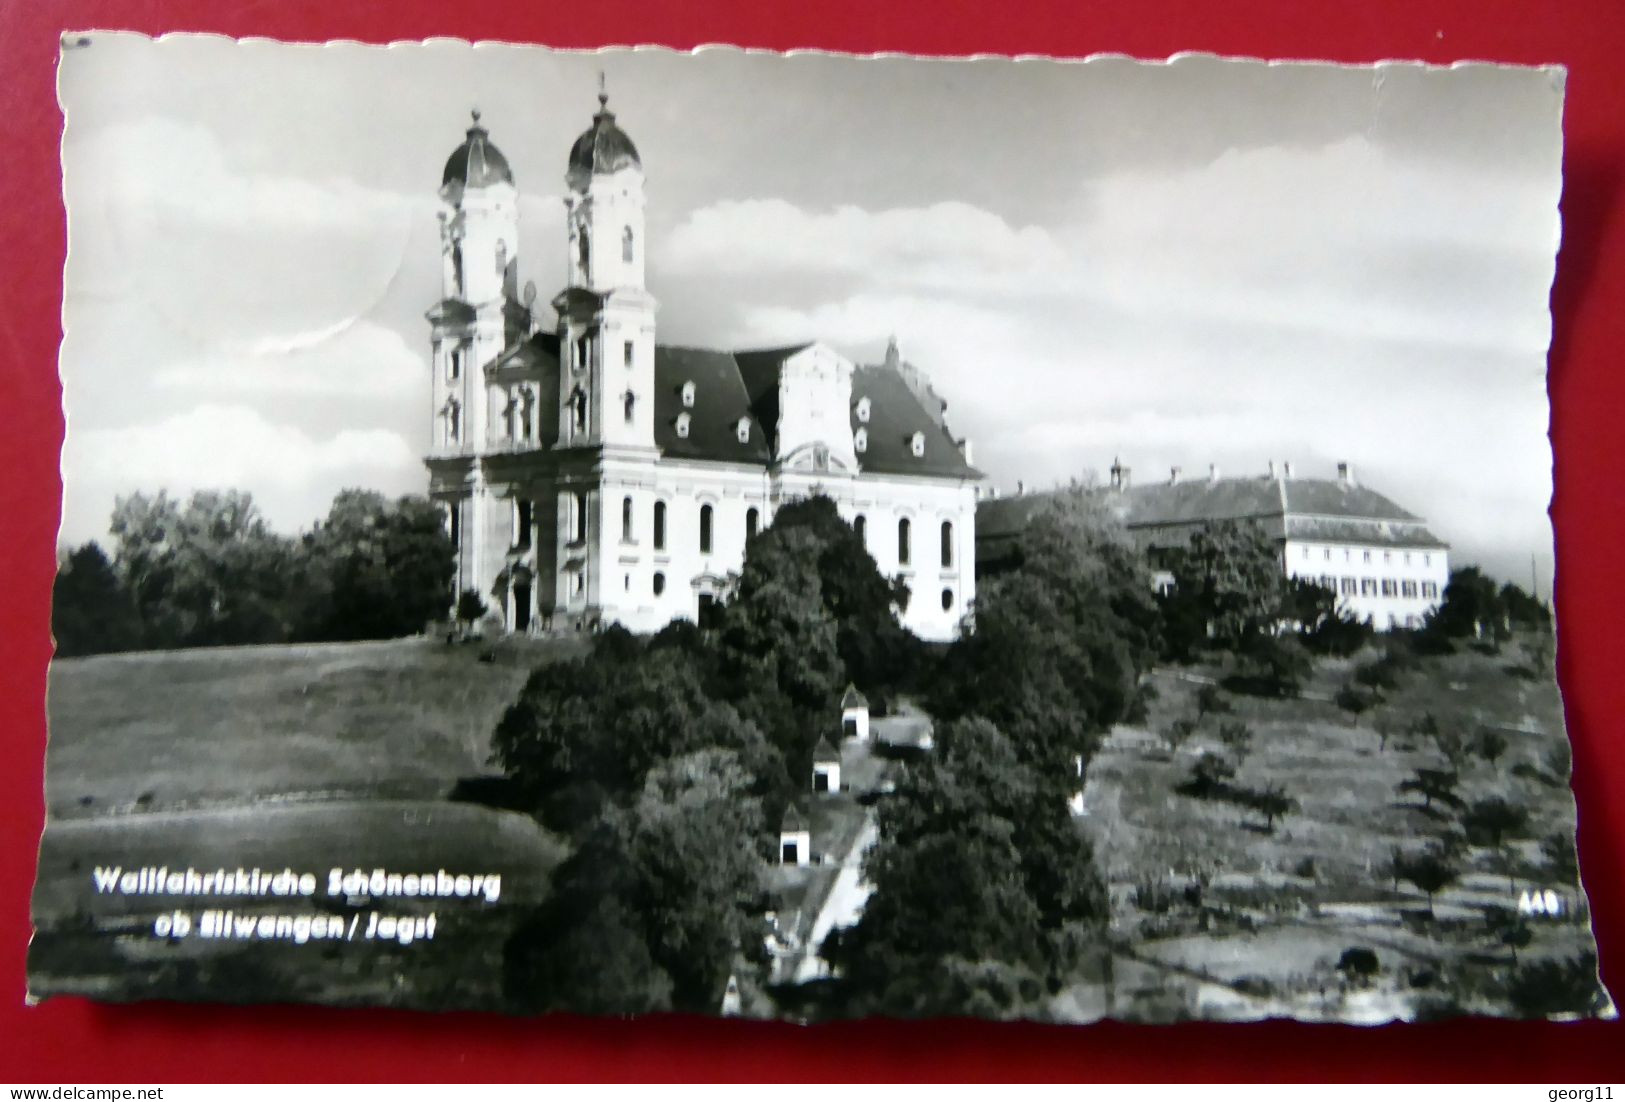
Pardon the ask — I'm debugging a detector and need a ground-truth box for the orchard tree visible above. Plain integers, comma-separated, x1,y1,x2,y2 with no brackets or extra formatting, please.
1398,767,1465,813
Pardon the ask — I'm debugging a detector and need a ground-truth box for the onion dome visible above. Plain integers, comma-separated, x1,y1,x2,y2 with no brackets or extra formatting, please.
442,109,514,189
567,89,641,184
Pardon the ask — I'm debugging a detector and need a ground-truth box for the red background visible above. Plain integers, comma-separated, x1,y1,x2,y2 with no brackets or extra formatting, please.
3,0,1623,1082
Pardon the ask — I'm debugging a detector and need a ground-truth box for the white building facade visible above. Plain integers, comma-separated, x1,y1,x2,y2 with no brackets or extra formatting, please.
976,461,1450,631
424,98,980,642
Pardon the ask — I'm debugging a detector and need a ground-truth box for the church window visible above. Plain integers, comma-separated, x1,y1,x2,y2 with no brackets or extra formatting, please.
676,412,691,439
699,504,714,555
518,387,535,442
737,418,751,443
622,226,634,263
653,572,666,596
746,507,760,541
447,502,460,547
515,499,533,549
447,347,462,382
622,496,634,542
681,380,696,408
941,520,954,568
624,391,636,424
577,227,590,274
910,431,925,458
941,588,953,612
898,517,911,566
854,427,867,453
571,491,588,544
623,340,634,368
575,334,593,371
653,501,667,550
855,396,871,423
571,389,588,435
854,515,866,544
571,570,585,597
452,245,464,296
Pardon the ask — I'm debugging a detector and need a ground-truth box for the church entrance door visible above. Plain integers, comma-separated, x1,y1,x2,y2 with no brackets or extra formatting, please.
513,582,532,633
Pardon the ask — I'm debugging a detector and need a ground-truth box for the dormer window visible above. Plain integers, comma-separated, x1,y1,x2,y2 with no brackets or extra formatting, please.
854,427,868,454
855,396,871,423
676,412,691,439
910,431,925,458
681,380,696,408
736,417,751,444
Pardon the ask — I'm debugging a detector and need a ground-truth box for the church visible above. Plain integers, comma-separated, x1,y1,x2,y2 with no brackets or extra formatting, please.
423,93,982,641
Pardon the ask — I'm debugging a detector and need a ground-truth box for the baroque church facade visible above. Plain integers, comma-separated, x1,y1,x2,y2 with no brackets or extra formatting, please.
424,95,981,641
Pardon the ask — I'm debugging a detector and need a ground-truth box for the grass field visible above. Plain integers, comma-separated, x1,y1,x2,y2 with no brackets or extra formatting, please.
32,636,584,1010
1077,635,1603,1021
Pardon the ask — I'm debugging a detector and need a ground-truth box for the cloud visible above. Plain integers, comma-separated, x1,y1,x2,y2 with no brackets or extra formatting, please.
151,320,426,399
62,405,422,543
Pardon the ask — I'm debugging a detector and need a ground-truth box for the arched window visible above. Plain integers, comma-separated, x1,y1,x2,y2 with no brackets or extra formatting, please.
623,390,636,424
941,588,953,612
577,228,590,272
622,496,634,542
571,491,588,544
518,387,535,442
515,499,533,549
699,504,714,555
941,520,954,568
653,571,666,596
854,514,866,544
898,517,911,566
571,389,587,434
622,226,635,263
452,245,464,296
653,500,667,550
746,507,760,541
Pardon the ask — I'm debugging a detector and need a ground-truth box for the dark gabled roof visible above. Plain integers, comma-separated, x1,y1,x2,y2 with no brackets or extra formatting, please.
976,493,1055,542
780,804,808,832
653,346,775,465
850,364,980,478
648,343,977,478
1284,515,1448,550
812,737,840,763
840,683,869,709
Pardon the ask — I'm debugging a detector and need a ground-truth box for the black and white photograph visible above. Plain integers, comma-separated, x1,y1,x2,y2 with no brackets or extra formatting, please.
33,34,1612,1023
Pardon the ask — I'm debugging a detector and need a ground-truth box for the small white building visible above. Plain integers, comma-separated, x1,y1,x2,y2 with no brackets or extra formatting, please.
779,805,811,867
812,738,842,794
840,684,870,742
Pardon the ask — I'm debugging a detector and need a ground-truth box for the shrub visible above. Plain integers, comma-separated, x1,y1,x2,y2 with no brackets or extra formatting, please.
1336,947,1380,981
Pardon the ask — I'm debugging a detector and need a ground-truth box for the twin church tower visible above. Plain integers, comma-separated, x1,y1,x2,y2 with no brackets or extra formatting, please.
424,89,980,641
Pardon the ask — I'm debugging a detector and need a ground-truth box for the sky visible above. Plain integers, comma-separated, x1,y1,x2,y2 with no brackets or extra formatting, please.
57,36,1565,588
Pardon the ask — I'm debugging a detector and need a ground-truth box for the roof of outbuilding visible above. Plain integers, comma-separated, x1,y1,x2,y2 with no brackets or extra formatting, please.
812,737,841,762
780,804,809,832
840,683,869,709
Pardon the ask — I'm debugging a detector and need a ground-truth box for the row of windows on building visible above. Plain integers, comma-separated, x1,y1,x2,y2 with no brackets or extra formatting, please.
1301,545,1435,569
572,224,636,277
555,567,961,614
502,494,957,568
1313,574,1441,600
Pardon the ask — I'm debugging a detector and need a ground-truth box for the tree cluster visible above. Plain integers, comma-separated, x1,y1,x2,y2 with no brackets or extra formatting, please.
52,488,455,656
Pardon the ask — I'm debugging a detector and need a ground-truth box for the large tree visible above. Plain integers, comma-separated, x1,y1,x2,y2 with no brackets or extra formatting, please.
830,718,1107,1016
297,489,456,641
1426,566,1508,642
51,542,144,657
934,488,1157,776
1159,518,1283,651
109,489,299,648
